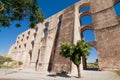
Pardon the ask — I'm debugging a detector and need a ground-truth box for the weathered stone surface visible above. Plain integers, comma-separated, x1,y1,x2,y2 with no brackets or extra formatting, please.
7,0,120,73
95,25,120,70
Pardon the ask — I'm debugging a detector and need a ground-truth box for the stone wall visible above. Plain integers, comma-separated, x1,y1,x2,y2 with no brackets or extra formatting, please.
90,0,120,70
7,0,120,72
48,5,75,73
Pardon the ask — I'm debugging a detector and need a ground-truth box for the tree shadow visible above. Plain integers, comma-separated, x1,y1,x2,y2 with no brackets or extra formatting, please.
85,68,99,71
47,71,71,78
6,69,22,75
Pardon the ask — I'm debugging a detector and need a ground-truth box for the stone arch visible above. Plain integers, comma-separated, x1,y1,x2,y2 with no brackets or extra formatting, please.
79,3,90,13
114,0,120,16
86,46,99,70
80,11,91,18
81,25,94,35
82,42,99,70
87,41,97,49
81,29,98,70
79,11,92,26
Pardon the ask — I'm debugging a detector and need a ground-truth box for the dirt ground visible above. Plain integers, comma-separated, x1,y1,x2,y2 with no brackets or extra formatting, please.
0,68,120,80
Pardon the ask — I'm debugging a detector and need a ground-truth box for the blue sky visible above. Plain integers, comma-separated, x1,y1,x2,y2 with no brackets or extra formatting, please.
0,0,120,63
0,0,79,54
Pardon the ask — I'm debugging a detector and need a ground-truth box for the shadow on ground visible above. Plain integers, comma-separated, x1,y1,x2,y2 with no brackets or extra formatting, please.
85,68,99,71
5,69,22,75
47,72,71,78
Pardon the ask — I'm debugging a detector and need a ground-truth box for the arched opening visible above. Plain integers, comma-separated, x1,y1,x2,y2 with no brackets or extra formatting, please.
24,43,26,48
44,22,49,40
35,27,38,32
114,1,120,16
34,33,37,40
58,15,62,30
28,31,30,35
81,29,98,70
21,39,23,41
80,15,92,26
86,47,98,70
28,50,32,66
44,28,48,35
26,36,29,40
45,22,49,28
29,50,32,61
59,15,63,22
22,34,24,37
31,41,34,49
44,28,48,40
19,45,21,49
82,30,95,42
15,46,17,49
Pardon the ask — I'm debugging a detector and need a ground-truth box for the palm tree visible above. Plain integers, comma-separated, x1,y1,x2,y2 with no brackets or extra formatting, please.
60,39,90,78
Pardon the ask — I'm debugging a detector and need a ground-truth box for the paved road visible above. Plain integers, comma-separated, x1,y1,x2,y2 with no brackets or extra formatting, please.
0,69,120,80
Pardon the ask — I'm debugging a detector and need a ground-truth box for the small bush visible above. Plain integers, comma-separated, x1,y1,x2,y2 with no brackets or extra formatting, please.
116,70,120,76
87,63,99,68
18,61,23,65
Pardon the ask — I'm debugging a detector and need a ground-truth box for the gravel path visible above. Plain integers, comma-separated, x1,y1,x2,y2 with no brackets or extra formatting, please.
0,69,120,80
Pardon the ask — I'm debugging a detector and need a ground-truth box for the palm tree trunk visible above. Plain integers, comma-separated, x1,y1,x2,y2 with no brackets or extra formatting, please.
77,65,81,78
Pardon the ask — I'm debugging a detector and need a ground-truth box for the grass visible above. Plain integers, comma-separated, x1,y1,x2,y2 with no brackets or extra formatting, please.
116,70,120,76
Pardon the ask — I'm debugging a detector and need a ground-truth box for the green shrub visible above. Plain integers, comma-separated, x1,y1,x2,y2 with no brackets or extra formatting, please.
116,70,120,76
18,61,23,65
0,56,13,64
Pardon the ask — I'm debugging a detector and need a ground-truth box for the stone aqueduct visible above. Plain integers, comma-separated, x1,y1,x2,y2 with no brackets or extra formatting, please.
8,0,120,73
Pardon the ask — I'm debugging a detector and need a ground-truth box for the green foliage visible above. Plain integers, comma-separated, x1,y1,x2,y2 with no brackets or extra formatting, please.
60,40,90,78
0,0,44,28
70,53,81,66
76,39,90,59
0,56,13,64
60,39,90,66
60,42,75,58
